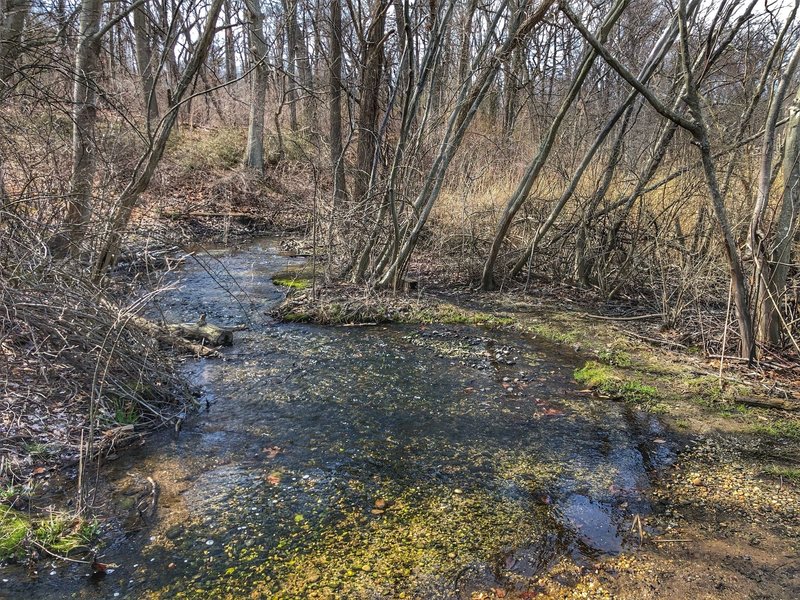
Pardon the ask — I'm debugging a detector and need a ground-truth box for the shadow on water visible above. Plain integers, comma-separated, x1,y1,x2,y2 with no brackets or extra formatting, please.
1,238,677,599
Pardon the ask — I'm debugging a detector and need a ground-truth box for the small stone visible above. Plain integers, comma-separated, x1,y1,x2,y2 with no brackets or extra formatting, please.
454,488,463,495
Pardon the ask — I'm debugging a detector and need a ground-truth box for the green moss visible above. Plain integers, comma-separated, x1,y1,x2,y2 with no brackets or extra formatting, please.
597,348,632,367
684,375,725,403
281,311,311,323
0,510,98,560
403,303,513,327
0,510,29,559
529,322,579,345
272,275,311,290
34,513,98,555
574,361,617,389
574,361,656,403
619,381,657,403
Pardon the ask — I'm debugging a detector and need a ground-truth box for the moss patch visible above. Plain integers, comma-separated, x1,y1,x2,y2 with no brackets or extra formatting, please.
401,303,514,327
0,510,29,559
762,465,800,483
574,361,656,403
0,509,98,560
272,274,312,290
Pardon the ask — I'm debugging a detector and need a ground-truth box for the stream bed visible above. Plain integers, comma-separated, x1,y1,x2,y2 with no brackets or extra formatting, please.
2,239,676,599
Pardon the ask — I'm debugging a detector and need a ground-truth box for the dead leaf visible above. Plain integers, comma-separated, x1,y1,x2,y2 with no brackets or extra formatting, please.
262,446,282,458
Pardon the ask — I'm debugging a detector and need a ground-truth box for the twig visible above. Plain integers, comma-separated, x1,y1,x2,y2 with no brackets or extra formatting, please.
623,330,687,348
581,312,663,321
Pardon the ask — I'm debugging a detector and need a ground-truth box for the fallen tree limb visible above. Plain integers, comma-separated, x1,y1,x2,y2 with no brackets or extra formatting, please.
735,397,799,411
128,314,222,358
167,321,233,346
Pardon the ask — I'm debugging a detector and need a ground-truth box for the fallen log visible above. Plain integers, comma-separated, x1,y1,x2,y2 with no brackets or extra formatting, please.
736,397,800,411
128,315,222,358
166,321,233,347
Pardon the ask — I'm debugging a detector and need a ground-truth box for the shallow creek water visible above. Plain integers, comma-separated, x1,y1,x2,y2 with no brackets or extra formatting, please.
3,239,676,599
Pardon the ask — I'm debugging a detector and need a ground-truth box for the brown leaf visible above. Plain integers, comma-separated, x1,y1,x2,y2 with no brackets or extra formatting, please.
262,446,282,459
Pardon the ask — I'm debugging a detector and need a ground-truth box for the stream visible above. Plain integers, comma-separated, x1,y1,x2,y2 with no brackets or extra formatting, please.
2,238,676,599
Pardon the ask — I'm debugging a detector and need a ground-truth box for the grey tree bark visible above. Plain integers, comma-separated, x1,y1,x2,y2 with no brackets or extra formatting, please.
352,0,389,206
377,0,554,288
480,0,629,290
133,2,160,126
0,0,30,82
750,33,800,348
561,0,756,360
244,0,268,171
763,83,800,345
64,0,104,255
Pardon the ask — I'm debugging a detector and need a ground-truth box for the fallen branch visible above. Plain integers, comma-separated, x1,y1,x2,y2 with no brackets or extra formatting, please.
128,314,222,357
167,320,233,346
623,330,688,348
735,397,800,411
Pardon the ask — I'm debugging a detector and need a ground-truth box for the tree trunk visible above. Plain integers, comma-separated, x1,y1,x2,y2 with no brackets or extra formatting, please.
133,2,160,126
480,0,629,290
0,0,31,82
93,0,225,276
377,0,554,288
751,39,800,348
65,0,104,254
760,82,800,345
244,0,268,171
353,0,389,204
223,0,237,81
283,0,299,131
329,0,347,203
